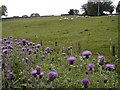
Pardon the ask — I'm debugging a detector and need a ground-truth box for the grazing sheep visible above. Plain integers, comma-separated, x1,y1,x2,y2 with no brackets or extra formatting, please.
64,17,69,20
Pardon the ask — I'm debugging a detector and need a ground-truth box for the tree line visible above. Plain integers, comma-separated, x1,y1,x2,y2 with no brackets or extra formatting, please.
68,1,120,16
0,0,120,17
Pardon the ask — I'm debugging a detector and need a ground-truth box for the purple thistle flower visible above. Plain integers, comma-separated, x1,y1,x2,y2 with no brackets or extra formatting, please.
28,49,32,54
106,64,115,71
98,55,105,65
36,44,41,48
31,70,37,77
29,42,33,45
67,47,71,50
32,43,35,46
1,46,7,50
48,71,58,81
88,63,94,68
7,44,13,49
82,50,92,59
26,41,29,44
87,63,94,72
2,63,8,69
21,39,26,45
3,49,8,54
67,56,77,65
6,40,11,44
21,47,27,51
44,51,48,54
23,57,29,63
39,72,44,79
82,78,90,88
3,38,7,41
45,47,50,53
14,39,18,42
67,46,73,50
7,71,14,80
36,65,41,75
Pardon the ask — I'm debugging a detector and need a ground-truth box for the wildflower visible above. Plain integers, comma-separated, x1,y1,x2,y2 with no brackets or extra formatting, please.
29,42,33,45
31,70,37,77
67,46,73,50
1,46,7,50
23,57,29,63
21,47,26,51
67,56,77,65
39,72,44,79
36,65,41,75
6,40,11,44
82,78,90,88
28,49,32,54
44,51,48,54
98,55,105,65
2,63,8,69
3,49,8,54
82,50,92,59
87,63,94,72
8,44,13,49
106,64,115,71
7,71,14,80
21,39,26,45
45,47,50,53
3,38,7,41
47,71,58,82
36,44,41,48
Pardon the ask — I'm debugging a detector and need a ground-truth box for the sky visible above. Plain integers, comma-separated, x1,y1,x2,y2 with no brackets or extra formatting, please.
0,0,119,17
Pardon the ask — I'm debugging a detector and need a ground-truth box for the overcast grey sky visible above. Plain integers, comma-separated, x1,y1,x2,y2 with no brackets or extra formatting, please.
0,0,119,17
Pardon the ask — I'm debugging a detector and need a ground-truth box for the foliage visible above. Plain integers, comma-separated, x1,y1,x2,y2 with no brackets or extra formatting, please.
0,5,7,17
68,9,79,15
81,1,114,16
116,1,120,14
31,13,40,17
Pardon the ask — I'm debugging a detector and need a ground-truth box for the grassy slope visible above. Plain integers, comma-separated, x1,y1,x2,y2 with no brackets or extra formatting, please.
2,16,118,59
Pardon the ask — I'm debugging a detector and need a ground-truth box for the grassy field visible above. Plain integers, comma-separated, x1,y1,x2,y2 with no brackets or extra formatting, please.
2,15,118,58
1,15,119,88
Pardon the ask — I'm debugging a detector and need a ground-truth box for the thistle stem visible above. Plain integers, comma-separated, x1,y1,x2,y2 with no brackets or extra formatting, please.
99,66,102,88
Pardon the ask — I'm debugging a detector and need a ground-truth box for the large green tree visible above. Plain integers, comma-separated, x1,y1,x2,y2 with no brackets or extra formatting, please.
81,1,114,16
116,1,120,14
0,5,8,17
68,9,79,15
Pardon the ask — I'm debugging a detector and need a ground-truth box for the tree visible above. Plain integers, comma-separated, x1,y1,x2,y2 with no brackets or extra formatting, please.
0,5,8,17
30,13,40,17
103,2,114,14
116,1,120,14
74,9,79,15
68,9,74,15
81,4,88,15
68,9,79,15
81,1,114,16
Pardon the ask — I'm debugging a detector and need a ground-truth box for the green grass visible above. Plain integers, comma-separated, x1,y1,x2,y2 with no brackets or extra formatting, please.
2,16,118,59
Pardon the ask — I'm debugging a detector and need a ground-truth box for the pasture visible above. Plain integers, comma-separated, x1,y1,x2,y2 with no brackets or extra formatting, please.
1,15,119,88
